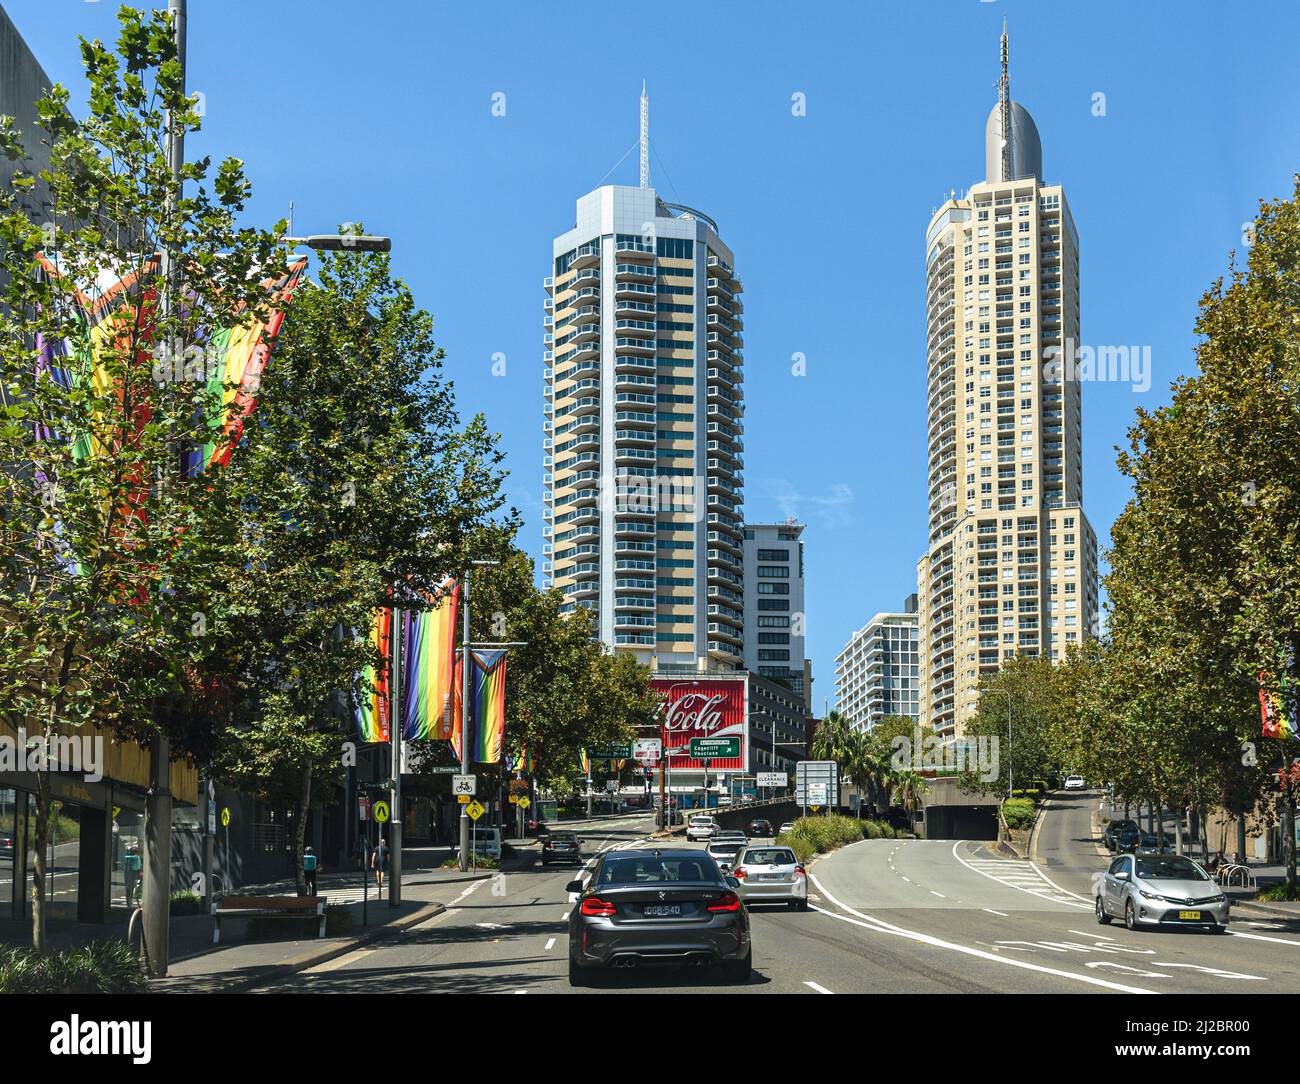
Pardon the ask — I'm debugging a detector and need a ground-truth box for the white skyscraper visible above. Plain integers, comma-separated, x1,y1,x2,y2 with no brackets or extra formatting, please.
916,26,1100,741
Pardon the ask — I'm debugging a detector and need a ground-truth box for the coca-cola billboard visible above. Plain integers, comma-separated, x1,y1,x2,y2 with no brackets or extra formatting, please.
653,678,748,771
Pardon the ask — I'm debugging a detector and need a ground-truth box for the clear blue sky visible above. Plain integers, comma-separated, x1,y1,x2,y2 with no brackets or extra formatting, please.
8,1,1298,712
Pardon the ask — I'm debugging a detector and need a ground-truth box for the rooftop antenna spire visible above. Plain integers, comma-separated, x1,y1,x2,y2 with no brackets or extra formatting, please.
639,81,650,188
998,19,1012,182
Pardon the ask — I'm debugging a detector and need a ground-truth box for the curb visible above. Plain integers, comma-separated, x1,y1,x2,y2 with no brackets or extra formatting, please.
1229,898,1300,920
153,901,448,993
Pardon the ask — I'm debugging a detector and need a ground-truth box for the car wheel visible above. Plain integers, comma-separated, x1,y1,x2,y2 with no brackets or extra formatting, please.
1095,896,1112,925
1124,899,1137,931
797,899,809,912
568,957,586,986
721,953,752,984
1211,924,1227,935
787,900,799,911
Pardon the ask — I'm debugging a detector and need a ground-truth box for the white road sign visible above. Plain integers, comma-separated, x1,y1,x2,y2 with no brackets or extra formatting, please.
633,738,662,764
796,760,839,806
757,772,787,788
452,774,477,797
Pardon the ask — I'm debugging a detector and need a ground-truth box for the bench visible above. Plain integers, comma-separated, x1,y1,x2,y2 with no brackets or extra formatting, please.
212,895,326,944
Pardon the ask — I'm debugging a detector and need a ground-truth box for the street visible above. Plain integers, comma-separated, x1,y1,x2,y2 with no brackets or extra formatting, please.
252,792,1300,994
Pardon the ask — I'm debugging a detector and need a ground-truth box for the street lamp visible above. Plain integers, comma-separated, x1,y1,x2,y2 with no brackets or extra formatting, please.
282,234,392,253
458,559,500,872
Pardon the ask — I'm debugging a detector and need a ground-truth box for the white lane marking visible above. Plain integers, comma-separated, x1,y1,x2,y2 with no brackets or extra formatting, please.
544,937,556,951
951,842,1090,909
414,906,461,930
1226,929,1300,947
561,909,571,920
1027,860,1093,902
983,908,1009,917
452,878,487,906
930,891,946,898
807,873,1157,994
804,980,833,994
901,876,911,883
475,922,507,930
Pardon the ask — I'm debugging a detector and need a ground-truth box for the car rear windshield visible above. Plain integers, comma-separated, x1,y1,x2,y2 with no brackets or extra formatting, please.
742,848,796,866
552,832,577,842
708,843,743,855
1135,856,1209,881
598,856,717,884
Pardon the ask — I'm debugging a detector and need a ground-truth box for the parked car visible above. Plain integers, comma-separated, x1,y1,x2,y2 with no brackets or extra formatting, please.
705,840,745,873
729,845,807,910
542,830,584,867
745,818,774,839
1096,852,1228,932
1103,819,1138,852
1063,775,1086,790
566,848,751,984
686,815,718,842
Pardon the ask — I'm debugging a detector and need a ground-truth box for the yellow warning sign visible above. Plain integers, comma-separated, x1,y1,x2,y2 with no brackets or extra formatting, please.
466,800,485,821
518,796,531,810
373,800,390,824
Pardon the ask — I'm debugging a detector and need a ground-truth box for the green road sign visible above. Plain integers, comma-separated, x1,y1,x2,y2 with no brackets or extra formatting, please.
690,736,739,758
588,743,631,760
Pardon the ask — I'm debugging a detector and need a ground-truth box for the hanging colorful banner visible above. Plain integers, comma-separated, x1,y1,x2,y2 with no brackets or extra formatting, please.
356,608,393,744
450,649,507,764
579,748,592,777
401,578,459,741
1259,641,1298,740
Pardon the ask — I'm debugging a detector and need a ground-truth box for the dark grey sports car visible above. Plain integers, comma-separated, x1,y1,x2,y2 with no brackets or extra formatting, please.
566,848,752,985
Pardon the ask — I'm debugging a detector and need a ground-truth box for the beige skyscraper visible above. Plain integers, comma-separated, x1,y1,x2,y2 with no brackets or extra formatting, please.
542,89,746,670
917,26,1099,741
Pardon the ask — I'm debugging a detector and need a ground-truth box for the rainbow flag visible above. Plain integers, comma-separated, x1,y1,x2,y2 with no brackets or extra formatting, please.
450,649,507,764
508,746,534,775
401,578,459,740
356,608,393,743
579,748,592,778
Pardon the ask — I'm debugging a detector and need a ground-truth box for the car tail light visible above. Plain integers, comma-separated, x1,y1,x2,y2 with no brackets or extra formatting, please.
732,866,747,880
793,865,806,878
580,896,617,917
707,890,741,913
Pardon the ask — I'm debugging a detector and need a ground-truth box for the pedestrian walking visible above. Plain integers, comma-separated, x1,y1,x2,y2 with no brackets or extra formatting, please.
371,836,389,890
122,842,142,908
303,846,318,895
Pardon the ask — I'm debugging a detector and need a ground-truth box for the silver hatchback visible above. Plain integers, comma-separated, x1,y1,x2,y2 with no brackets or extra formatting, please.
1096,852,1229,932
730,845,807,910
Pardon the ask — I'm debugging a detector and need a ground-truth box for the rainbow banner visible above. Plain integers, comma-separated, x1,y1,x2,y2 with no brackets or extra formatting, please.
579,748,591,777
356,608,393,743
401,578,459,740
450,649,507,764
1259,642,1298,740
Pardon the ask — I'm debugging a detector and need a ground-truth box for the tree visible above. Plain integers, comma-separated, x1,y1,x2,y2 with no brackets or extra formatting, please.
211,247,509,891
0,8,283,949
960,655,1062,798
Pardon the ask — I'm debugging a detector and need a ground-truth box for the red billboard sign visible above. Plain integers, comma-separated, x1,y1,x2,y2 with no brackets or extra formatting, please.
653,678,748,771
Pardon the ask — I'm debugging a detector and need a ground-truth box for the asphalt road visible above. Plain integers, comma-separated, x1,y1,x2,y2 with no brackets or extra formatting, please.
254,793,1300,994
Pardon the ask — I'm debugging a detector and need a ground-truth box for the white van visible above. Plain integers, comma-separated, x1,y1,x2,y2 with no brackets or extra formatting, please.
471,826,502,860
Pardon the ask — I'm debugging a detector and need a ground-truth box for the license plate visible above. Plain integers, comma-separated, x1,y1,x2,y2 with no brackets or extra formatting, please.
1178,910,1203,920
644,904,681,917
759,873,786,881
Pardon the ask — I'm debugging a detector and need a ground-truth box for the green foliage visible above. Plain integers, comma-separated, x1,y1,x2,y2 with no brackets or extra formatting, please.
169,890,204,915
1002,798,1036,830
778,813,897,859
0,7,285,951
0,941,147,994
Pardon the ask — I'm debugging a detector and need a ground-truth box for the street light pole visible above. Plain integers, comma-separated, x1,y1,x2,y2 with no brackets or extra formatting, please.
142,0,186,980
458,560,498,872
388,603,403,907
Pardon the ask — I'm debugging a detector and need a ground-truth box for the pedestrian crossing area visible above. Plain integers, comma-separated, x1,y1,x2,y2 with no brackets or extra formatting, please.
958,854,1092,910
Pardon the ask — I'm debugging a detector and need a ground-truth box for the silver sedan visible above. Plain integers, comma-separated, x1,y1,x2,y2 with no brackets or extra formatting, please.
729,845,808,910
1096,852,1229,932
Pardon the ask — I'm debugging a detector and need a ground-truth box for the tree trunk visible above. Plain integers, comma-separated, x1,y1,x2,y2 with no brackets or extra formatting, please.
31,768,49,953
293,760,312,896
